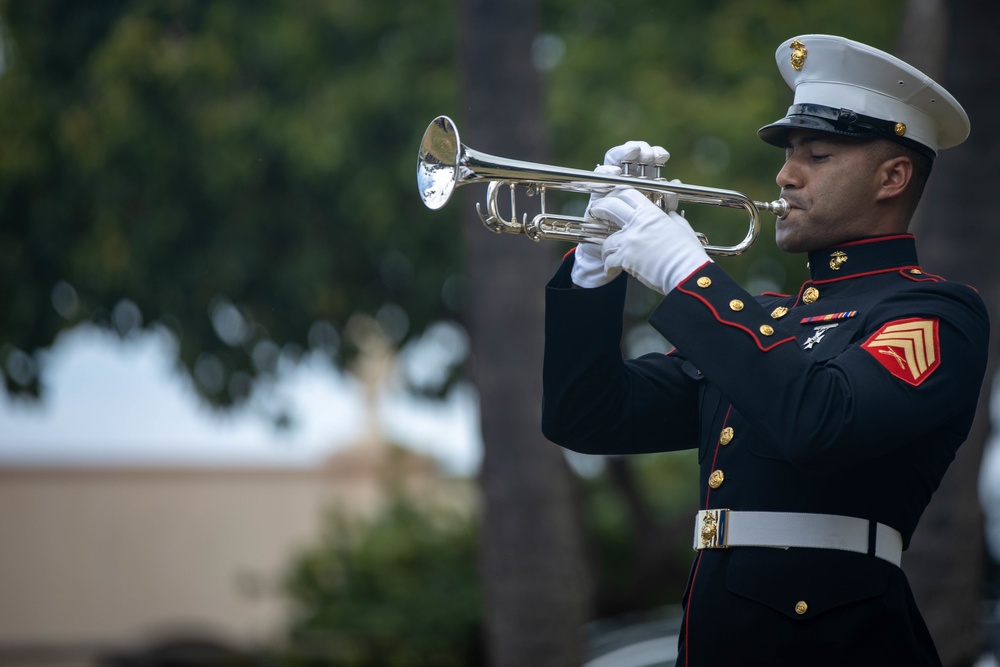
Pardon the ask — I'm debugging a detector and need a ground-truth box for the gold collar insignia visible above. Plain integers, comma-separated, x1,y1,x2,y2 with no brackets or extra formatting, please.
829,251,848,270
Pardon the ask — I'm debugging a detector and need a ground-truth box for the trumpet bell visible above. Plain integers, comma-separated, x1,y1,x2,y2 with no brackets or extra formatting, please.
417,116,462,210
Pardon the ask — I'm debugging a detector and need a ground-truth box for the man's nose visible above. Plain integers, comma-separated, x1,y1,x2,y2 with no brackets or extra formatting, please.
776,159,800,190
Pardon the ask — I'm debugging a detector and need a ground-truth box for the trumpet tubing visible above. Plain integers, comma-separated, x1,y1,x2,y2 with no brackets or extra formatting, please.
417,115,788,256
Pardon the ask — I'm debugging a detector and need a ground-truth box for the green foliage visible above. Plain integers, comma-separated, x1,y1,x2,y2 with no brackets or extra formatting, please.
0,0,461,404
580,452,700,607
0,0,905,408
282,496,482,667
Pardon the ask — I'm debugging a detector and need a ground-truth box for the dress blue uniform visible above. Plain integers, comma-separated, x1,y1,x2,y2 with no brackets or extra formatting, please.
543,234,988,665
541,35,990,666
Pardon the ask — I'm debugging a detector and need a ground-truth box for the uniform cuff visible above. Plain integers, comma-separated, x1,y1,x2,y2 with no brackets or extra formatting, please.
652,263,797,354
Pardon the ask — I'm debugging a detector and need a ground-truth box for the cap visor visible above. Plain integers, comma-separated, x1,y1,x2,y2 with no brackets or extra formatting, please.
758,115,857,147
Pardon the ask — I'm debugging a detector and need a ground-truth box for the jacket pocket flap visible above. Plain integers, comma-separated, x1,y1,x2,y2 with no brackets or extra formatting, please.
726,548,889,620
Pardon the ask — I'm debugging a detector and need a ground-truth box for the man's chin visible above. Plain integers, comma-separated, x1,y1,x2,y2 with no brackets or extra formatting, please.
774,226,802,254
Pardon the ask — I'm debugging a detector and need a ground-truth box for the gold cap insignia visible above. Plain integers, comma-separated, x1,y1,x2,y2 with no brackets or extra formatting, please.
790,40,807,71
829,251,848,270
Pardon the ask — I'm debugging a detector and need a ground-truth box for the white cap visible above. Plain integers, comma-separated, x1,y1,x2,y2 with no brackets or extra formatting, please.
758,34,969,158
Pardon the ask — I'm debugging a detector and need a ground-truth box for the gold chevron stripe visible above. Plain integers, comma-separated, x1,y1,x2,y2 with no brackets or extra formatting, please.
866,320,937,381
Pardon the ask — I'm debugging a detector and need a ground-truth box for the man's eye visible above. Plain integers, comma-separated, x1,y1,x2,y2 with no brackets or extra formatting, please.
810,154,830,161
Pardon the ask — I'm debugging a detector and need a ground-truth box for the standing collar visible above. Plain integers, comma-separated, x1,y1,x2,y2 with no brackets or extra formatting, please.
806,234,919,282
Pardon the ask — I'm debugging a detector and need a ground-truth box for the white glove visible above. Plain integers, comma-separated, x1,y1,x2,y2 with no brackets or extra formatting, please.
570,239,619,288
571,164,622,288
570,141,674,289
591,187,713,295
604,141,677,213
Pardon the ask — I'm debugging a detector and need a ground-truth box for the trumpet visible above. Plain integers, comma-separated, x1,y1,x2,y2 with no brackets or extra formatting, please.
417,115,788,256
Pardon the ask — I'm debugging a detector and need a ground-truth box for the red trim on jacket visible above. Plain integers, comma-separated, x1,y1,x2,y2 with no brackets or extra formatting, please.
676,283,797,352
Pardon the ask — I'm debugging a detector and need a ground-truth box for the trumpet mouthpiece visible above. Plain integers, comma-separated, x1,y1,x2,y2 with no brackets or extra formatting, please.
761,198,789,219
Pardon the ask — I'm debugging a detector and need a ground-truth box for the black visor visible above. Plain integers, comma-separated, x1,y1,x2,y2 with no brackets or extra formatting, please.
758,103,935,159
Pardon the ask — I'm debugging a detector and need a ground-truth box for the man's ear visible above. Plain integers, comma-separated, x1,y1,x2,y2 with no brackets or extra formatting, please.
875,156,913,202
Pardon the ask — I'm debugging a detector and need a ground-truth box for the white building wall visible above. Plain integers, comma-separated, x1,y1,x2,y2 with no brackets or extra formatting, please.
0,459,470,664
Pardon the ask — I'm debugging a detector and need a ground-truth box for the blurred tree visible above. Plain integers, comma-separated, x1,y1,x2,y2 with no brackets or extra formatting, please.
580,454,700,616
283,495,482,666
0,0,463,411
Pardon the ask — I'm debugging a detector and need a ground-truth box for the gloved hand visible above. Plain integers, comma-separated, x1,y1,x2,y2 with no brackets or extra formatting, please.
570,141,674,289
571,163,623,288
604,141,677,213
591,187,713,295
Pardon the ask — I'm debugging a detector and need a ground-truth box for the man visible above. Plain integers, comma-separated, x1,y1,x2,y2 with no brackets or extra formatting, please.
541,34,989,666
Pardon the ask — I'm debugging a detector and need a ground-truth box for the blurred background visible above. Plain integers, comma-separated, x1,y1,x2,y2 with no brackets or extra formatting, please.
1,1,998,666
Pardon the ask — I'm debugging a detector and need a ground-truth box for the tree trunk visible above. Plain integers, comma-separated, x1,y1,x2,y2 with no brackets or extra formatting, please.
457,1,593,664
897,1,1000,664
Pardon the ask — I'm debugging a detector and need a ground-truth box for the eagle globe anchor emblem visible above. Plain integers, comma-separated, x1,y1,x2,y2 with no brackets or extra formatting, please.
699,509,728,549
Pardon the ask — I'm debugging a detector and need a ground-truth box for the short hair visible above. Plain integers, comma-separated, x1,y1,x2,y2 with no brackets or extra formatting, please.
866,138,933,219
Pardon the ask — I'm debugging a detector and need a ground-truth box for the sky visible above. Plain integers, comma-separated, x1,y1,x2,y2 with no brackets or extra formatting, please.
0,324,483,474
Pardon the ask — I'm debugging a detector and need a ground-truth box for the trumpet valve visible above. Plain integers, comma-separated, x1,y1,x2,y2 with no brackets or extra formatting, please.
652,157,667,180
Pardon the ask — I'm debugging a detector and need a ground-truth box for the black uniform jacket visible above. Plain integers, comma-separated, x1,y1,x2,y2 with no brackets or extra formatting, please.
542,234,989,667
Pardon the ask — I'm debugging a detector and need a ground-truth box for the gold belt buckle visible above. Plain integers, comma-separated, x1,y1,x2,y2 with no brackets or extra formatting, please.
697,509,729,549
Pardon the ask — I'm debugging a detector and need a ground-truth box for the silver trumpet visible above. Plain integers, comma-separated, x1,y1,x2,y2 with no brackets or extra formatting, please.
417,115,788,257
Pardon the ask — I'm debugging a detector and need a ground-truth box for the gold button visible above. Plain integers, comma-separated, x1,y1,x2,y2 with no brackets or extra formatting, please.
795,600,808,615
802,287,820,304
697,276,712,288
894,122,906,137
720,427,734,445
771,306,788,319
759,325,774,336
708,469,725,488
910,269,923,275
729,299,744,312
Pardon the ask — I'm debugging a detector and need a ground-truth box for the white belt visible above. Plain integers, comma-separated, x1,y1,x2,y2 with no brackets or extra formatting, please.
694,509,903,566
